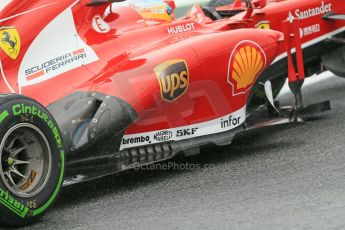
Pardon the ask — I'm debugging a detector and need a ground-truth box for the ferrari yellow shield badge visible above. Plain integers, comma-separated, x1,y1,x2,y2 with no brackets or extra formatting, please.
0,27,21,60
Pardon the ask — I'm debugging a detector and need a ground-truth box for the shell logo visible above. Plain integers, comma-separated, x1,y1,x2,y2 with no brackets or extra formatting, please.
228,41,266,95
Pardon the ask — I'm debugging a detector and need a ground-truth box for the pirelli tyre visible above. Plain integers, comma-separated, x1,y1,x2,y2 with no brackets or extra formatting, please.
0,94,64,227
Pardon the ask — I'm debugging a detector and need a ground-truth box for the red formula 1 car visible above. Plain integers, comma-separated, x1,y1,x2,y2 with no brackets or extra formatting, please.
204,0,345,83
0,0,343,226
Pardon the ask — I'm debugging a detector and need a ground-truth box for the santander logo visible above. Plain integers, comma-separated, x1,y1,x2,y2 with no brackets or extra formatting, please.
287,1,332,22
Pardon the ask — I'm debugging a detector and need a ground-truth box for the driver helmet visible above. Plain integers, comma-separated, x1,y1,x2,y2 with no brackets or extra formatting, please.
131,0,176,23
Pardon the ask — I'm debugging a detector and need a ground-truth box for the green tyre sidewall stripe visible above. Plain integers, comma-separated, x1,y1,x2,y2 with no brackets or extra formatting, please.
0,110,9,124
0,96,65,226
32,150,64,216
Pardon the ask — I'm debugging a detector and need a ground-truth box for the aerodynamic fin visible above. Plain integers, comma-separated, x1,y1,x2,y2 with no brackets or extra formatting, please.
323,12,345,20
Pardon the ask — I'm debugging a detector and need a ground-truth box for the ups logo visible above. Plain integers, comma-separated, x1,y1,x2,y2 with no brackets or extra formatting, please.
154,59,189,102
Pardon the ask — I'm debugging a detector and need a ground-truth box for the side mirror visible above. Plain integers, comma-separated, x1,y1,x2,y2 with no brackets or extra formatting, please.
84,0,126,6
252,0,266,9
242,0,266,19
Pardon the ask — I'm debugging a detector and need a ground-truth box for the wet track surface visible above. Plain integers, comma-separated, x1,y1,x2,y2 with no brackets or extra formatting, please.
5,73,345,230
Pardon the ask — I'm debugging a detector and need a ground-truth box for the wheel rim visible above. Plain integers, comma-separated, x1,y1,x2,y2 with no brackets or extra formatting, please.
0,123,52,198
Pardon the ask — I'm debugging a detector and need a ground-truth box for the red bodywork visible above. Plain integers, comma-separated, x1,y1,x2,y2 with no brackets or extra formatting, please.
0,0,344,152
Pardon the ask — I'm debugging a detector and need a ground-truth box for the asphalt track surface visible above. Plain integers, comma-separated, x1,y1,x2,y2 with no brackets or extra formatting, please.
0,73,340,230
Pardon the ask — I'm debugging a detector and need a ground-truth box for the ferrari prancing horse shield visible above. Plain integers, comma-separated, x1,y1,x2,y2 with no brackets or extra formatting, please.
0,27,21,60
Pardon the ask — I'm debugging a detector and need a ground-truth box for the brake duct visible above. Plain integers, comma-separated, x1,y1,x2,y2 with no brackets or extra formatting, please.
48,91,137,153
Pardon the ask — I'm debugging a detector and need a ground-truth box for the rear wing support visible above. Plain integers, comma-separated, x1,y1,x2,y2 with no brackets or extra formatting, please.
282,19,306,120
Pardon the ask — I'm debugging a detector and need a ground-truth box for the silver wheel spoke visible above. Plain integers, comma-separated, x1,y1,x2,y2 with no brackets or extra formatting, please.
5,137,18,152
4,171,16,186
0,124,52,198
11,168,26,179
11,147,26,157
14,159,30,165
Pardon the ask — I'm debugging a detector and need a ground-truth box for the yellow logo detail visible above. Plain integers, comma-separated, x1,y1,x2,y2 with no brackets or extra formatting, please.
255,21,270,29
228,41,266,95
154,59,189,102
0,27,21,60
140,6,174,22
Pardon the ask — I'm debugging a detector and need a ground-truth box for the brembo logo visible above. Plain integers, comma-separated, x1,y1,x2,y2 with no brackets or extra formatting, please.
287,1,332,22
167,22,195,35
228,41,266,95
122,136,151,145
154,59,189,102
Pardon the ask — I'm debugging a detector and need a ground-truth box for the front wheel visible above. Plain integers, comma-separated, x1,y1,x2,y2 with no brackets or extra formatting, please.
0,94,64,227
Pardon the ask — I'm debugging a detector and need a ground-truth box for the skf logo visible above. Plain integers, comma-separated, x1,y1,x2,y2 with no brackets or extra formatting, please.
0,27,21,60
255,21,270,29
228,41,266,95
154,59,189,102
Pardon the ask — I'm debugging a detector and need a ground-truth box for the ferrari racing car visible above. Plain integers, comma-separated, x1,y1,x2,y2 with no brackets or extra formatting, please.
0,0,344,226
